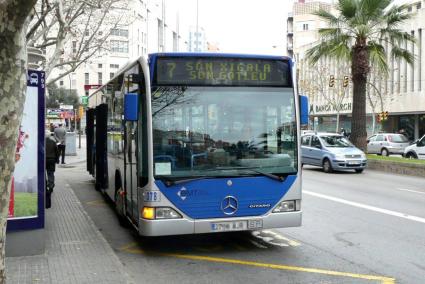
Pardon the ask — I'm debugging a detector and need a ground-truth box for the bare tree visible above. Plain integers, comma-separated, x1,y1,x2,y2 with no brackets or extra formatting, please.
0,0,37,281
27,0,133,85
299,59,351,133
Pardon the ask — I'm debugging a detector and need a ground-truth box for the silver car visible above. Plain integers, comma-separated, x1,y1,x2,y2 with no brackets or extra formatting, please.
301,133,367,173
367,133,410,156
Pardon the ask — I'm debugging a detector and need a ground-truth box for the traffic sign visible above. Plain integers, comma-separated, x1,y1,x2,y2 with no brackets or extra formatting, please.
81,96,88,106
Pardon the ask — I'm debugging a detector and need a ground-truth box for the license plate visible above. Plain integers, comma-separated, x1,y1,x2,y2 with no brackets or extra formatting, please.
348,161,360,165
211,221,247,232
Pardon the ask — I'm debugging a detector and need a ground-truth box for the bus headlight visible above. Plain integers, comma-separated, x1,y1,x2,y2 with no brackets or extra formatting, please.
155,207,182,219
142,207,155,220
272,200,296,213
142,207,182,219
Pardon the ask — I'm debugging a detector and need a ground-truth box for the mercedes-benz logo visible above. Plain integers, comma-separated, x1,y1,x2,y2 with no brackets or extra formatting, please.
221,196,238,215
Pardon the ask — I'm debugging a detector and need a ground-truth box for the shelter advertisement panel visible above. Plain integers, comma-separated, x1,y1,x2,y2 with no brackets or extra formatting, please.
7,70,45,231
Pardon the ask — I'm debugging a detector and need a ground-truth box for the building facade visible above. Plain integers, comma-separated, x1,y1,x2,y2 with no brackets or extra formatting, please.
56,0,188,98
289,0,425,140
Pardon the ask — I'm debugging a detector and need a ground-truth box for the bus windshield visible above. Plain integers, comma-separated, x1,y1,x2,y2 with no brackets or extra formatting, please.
150,86,297,179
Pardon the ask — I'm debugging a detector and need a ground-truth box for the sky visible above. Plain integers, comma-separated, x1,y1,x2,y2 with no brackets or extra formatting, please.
173,0,294,55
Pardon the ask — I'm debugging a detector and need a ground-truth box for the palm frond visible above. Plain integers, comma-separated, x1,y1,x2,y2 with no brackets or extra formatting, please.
313,9,340,27
384,5,412,28
367,41,388,73
382,28,416,45
391,46,415,65
359,0,391,19
338,0,358,20
306,36,351,65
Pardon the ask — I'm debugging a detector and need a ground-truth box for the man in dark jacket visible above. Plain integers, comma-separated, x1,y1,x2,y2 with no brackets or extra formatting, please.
54,123,67,164
46,132,58,208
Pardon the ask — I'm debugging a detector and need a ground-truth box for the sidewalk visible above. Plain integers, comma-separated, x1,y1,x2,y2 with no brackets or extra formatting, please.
6,137,133,284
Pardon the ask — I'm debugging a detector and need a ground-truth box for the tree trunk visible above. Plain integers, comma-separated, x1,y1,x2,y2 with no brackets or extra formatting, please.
335,111,340,133
0,0,37,282
350,44,369,150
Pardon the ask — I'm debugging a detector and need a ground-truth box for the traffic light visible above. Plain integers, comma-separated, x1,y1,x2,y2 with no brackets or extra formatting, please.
329,75,335,88
343,76,349,88
383,111,389,120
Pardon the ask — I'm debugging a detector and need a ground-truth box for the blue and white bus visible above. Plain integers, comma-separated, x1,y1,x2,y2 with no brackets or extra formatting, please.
86,53,308,236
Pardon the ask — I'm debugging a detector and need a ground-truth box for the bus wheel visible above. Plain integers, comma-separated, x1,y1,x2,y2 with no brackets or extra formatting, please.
115,188,128,227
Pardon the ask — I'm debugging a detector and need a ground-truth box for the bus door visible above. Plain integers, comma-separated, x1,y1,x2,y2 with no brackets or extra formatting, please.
124,121,138,222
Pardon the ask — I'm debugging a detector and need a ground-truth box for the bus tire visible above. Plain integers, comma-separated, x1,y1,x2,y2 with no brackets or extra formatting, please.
115,174,128,228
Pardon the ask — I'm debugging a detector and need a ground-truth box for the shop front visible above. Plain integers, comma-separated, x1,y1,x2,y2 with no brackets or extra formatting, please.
309,94,425,141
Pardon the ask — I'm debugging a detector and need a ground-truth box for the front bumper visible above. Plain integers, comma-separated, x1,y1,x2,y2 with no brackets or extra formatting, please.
138,211,302,236
331,159,367,170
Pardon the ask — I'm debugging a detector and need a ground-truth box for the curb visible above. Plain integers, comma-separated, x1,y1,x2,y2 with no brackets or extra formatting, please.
367,159,425,177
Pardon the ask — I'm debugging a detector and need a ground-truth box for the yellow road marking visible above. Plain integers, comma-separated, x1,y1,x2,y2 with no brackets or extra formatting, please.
119,243,395,284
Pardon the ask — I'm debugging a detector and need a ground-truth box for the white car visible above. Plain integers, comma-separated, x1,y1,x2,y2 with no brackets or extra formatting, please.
404,135,425,159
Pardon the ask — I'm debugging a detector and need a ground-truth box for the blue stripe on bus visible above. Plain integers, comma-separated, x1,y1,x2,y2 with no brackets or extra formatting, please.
155,175,296,219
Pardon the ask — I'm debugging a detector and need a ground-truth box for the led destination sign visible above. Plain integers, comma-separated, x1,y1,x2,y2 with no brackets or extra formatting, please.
155,57,291,86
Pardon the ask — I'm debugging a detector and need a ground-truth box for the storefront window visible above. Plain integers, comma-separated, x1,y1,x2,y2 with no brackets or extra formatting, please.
419,114,425,138
398,116,415,141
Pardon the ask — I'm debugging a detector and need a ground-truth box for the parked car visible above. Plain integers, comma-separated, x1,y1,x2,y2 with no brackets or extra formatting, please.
367,133,410,156
404,135,425,159
301,133,367,173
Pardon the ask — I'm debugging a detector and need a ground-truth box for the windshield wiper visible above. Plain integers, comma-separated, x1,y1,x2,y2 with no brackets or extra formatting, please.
213,166,288,182
156,176,217,187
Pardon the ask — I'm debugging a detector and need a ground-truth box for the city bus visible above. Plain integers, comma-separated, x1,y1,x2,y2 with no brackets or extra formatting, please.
86,53,309,236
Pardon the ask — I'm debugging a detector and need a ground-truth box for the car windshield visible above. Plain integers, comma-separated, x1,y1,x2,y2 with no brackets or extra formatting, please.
388,134,408,143
150,86,297,179
319,135,353,147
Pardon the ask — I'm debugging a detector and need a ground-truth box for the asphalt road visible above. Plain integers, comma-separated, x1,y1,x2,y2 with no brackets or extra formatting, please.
62,162,425,284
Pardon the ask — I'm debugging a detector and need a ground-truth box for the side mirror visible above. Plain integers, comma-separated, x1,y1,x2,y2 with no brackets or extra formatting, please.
124,93,139,121
299,95,309,126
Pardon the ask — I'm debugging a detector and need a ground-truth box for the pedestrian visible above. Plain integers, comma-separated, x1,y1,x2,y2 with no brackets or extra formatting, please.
46,131,59,208
54,123,67,164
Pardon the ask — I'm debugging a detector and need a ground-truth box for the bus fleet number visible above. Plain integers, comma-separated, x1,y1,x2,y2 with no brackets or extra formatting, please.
144,191,161,202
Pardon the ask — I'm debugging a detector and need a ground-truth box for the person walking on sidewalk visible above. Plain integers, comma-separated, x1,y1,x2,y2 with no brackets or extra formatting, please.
54,123,67,164
46,131,59,208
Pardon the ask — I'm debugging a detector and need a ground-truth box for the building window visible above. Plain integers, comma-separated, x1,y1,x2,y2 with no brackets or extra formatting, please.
72,41,77,53
110,28,129,38
303,23,309,31
85,30,90,36
98,63,102,68
110,40,129,53
110,64,119,69
110,72,114,79
85,73,89,85
98,72,102,85
408,6,412,12
417,2,422,10
59,80,64,86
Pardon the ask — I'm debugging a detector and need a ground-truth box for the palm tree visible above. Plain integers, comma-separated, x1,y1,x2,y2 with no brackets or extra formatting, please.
306,0,415,150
